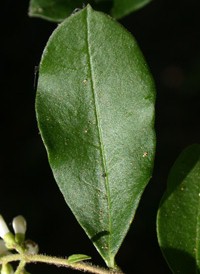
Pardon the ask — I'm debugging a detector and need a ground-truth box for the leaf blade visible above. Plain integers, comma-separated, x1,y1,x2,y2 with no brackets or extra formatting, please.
157,144,200,274
36,5,155,267
28,0,113,22
67,254,91,264
28,0,84,22
111,0,152,19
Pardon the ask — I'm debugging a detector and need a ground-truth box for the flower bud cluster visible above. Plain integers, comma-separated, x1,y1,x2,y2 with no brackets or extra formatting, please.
0,214,39,274
0,215,27,273
0,214,38,255
0,215,26,251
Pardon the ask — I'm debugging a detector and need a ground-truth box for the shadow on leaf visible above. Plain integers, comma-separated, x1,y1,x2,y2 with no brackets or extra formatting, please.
91,230,110,242
161,247,200,274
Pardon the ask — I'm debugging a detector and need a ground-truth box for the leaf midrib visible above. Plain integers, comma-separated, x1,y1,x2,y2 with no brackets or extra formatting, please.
195,174,200,273
85,8,112,260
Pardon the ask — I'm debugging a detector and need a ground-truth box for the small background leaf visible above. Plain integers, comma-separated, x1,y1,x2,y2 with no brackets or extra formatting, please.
28,0,84,22
29,0,112,22
28,0,151,22
111,0,152,19
157,144,200,274
36,5,155,267
67,254,91,264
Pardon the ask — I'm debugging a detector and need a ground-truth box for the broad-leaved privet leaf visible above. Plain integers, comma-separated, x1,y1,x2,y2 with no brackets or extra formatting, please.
36,5,155,267
157,144,200,274
111,0,152,19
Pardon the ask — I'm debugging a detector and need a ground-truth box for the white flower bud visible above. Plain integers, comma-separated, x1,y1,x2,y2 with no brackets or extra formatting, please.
0,240,9,255
0,215,10,239
12,215,27,235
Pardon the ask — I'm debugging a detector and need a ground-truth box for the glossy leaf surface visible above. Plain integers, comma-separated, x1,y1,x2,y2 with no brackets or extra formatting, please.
111,0,152,19
157,144,200,274
36,5,155,267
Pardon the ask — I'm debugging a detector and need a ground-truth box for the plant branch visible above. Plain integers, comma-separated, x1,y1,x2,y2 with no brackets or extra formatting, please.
14,259,26,274
0,253,124,274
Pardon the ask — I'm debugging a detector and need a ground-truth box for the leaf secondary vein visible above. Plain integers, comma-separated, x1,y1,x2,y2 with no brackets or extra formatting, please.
85,8,112,259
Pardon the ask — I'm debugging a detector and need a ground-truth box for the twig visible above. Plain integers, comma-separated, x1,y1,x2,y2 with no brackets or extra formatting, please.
0,253,124,274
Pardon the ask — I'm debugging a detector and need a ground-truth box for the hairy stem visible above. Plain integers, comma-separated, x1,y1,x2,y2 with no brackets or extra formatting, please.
0,253,124,274
15,260,26,274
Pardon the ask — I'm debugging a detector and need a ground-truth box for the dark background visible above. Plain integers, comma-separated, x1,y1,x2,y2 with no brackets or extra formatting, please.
1,0,200,273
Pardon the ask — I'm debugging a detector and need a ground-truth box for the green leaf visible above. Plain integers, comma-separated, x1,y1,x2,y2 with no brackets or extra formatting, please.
36,5,155,267
28,0,151,22
28,0,113,22
67,254,91,264
28,0,84,22
157,144,200,274
111,0,152,19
